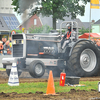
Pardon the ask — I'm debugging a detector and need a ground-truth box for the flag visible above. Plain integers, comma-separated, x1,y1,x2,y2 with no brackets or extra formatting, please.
90,0,100,9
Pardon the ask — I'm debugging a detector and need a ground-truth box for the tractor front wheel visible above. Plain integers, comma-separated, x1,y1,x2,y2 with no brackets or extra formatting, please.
29,60,45,78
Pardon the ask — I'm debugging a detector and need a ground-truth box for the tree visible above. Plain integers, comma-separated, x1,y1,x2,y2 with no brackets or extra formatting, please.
79,27,92,35
12,0,90,29
29,25,53,33
12,0,19,13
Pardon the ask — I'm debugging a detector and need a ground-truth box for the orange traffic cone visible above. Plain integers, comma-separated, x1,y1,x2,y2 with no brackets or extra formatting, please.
46,70,55,95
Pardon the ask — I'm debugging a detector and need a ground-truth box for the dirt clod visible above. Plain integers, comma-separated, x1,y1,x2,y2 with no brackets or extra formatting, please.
35,91,44,94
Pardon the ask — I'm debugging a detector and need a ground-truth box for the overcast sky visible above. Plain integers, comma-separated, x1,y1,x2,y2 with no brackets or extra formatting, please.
15,2,100,24
77,2,100,22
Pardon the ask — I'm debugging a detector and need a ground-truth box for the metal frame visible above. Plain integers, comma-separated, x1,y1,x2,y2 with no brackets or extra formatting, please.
60,21,78,40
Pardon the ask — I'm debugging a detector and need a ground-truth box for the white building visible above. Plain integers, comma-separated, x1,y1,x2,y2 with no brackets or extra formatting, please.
0,0,13,13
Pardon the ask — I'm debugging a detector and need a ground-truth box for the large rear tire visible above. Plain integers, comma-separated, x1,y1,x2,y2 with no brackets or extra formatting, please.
69,41,100,77
29,60,45,78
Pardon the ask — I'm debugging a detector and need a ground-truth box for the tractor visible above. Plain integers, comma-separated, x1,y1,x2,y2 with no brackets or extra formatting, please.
2,21,100,77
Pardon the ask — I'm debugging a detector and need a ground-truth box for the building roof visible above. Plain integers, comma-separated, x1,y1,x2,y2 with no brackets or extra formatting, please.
0,13,20,31
75,18,85,28
94,19,100,25
19,14,86,30
39,14,85,29
0,13,9,31
82,22,90,29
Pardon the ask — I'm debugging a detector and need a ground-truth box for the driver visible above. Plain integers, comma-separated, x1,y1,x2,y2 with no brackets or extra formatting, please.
61,24,72,49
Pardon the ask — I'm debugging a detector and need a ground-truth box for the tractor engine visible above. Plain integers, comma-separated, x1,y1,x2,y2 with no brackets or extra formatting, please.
26,39,58,59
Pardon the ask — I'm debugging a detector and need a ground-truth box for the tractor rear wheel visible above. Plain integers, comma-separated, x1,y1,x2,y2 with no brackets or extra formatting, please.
69,41,100,77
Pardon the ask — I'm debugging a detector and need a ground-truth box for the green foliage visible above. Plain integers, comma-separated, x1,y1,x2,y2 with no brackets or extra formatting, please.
10,30,22,33
57,29,66,35
79,27,92,35
29,25,53,33
40,0,86,19
12,0,90,29
12,0,20,13
0,68,6,71
0,81,98,93
12,0,90,19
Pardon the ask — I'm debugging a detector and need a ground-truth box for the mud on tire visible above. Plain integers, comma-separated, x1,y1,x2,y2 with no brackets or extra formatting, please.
69,41,100,77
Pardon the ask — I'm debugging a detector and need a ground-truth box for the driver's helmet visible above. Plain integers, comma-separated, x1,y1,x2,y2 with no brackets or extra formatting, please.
66,23,71,32
66,23,71,28
66,23,77,32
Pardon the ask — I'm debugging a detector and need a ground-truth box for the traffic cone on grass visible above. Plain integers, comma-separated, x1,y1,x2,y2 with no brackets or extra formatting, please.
46,70,55,95
8,63,19,86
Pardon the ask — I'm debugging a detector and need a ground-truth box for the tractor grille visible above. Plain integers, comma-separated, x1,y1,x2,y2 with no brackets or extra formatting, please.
13,44,23,57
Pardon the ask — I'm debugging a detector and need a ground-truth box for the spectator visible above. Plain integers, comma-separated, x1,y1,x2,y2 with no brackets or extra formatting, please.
4,38,7,44
95,39,100,49
9,37,12,42
3,41,11,55
2,37,7,55
0,41,3,55
2,38,5,45
9,37,12,48
2,38,5,55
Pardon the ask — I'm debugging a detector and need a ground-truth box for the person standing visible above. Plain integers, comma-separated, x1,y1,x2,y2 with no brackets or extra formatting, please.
0,41,3,55
2,38,6,55
2,38,5,45
3,41,11,55
9,37,12,48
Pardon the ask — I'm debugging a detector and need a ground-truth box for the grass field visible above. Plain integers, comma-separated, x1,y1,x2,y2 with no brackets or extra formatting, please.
0,68,6,71
0,81,99,93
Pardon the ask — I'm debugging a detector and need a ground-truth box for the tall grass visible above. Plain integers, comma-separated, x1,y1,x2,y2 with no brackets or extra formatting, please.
0,81,99,93
0,68,6,71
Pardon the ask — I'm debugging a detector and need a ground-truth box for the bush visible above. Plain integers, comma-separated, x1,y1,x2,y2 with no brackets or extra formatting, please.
10,30,22,33
79,27,92,35
29,25,53,33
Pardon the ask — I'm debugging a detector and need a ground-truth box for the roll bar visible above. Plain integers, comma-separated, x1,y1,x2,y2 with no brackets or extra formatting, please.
60,21,78,40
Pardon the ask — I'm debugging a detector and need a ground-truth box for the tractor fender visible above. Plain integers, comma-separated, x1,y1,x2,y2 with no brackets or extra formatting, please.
69,39,93,57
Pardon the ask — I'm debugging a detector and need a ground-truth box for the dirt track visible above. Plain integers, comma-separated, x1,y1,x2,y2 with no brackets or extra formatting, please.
0,89,100,100
0,71,100,100
1,71,100,84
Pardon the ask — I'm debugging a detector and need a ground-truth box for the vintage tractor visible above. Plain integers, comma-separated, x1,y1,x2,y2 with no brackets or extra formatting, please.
2,21,100,77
